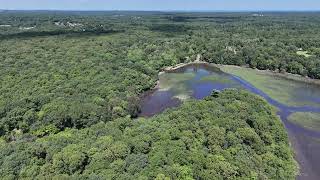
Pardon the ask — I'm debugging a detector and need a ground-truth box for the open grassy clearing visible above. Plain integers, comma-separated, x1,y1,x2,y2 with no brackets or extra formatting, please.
296,51,312,58
220,65,320,107
288,112,320,131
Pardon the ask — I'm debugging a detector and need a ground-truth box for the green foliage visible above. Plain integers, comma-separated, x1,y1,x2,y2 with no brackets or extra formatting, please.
0,11,308,179
0,90,298,179
1,11,320,136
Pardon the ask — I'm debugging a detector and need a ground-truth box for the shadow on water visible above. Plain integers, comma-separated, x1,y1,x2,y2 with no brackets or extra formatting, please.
139,90,180,117
140,63,320,180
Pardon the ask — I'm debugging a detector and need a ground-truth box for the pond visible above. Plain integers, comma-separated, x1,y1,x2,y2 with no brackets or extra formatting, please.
140,63,320,180
140,64,243,116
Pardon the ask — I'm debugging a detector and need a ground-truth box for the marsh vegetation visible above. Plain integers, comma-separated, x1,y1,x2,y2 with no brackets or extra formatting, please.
289,112,320,131
1,11,320,179
221,65,320,107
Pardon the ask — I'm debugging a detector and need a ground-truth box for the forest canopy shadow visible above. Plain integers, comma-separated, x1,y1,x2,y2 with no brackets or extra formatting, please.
148,24,190,33
0,29,124,40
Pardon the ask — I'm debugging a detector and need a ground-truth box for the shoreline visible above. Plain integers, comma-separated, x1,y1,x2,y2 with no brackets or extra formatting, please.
214,64,320,86
164,61,320,86
141,61,320,179
162,61,209,72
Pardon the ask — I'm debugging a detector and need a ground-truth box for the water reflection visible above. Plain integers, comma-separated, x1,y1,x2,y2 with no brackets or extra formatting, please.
140,63,320,179
141,64,320,120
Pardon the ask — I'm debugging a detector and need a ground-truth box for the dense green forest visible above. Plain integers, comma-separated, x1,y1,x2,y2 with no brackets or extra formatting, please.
1,11,320,137
1,11,320,76
1,11,317,178
0,90,297,179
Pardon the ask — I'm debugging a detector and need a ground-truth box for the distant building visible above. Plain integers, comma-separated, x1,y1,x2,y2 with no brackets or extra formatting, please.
252,13,264,17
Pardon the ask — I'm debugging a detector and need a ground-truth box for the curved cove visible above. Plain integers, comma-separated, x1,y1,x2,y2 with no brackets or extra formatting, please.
140,63,320,179
141,64,320,125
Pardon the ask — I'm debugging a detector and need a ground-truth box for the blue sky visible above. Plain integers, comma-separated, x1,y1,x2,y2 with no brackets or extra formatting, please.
0,0,320,11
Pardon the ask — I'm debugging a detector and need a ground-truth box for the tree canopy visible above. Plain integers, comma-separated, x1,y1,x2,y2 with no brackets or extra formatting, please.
0,90,297,179
1,11,320,138
0,11,309,179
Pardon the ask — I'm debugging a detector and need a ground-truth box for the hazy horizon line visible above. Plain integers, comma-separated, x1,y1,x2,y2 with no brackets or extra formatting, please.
1,9,320,13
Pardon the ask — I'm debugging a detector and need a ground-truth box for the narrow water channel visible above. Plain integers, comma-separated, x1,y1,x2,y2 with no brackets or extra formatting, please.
140,63,320,180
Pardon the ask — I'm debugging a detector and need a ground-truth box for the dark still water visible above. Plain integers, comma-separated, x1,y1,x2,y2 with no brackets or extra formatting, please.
140,64,242,116
140,63,320,180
